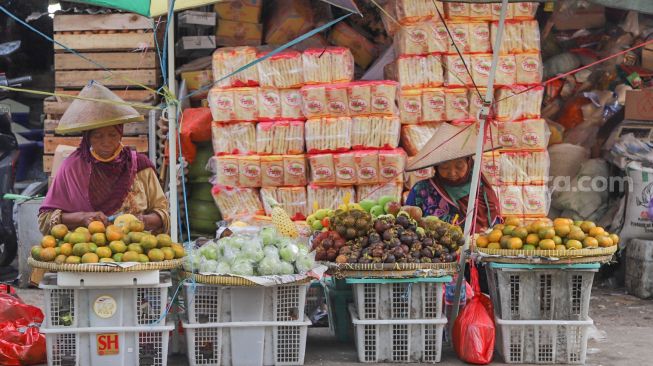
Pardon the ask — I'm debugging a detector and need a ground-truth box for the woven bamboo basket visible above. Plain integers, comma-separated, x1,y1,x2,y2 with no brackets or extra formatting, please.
180,271,314,286
476,245,618,264
325,261,457,279
28,257,183,272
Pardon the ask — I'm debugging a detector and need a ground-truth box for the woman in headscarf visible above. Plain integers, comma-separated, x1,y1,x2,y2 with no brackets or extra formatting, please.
38,82,169,234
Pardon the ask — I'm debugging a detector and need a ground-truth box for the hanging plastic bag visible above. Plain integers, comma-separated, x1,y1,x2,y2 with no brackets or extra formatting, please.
0,320,47,366
179,107,213,164
453,263,495,364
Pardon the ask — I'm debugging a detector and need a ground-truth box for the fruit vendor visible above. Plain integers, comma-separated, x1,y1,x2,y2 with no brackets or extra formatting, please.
38,82,169,235
405,124,500,233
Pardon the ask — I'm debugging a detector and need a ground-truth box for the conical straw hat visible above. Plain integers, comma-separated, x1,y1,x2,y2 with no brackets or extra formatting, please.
55,81,143,134
405,122,500,172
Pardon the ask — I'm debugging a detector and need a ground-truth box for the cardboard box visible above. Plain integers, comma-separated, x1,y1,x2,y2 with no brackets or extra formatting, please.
216,19,262,46
176,36,217,56
329,22,378,69
214,0,262,23
553,3,605,30
265,0,314,45
625,89,653,121
181,69,214,91
178,10,216,28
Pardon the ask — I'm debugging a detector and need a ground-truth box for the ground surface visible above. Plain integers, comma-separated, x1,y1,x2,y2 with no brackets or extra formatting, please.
14,285,653,365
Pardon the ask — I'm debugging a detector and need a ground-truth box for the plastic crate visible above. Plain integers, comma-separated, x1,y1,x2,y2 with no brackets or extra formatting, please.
349,305,446,363
495,317,594,364
347,277,451,320
324,282,353,342
486,263,598,320
42,324,173,366
305,281,325,316
184,283,309,324
183,318,311,366
40,273,171,328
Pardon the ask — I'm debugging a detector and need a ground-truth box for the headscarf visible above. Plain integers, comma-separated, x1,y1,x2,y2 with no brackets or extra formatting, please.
40,125,155,215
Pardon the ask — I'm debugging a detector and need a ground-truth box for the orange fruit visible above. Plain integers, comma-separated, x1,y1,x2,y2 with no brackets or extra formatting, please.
553,218,573,227
161,247,175,260
476,236,489,248
156,234,172,248
538,227,556,240
60,243,73,256
487,230,503,243
589,227,606,237
487,242,501,250
106,225,123,242
494,224,505,232
92,233,107,246
554,225,571,237
31,246,42,260
555,245,566,251
128,220,145,233
508,237,523,249
65,256,81,264
171,243,186,258
140,234,158,251
502,225,516,236
504,216,521,227
109,241,127,254
68,232,87,244
512,227,529,240
40,247,57,262
500,235,512,249
87,221,106,234
568,229,586,241
609,234,620,246
596,236,613,247
96,247,112,259
552,236,562,246
526,233,540,246
50,224,69,239
580,221,596,233
74,227,92,242
41,235,57,248
54,254,67,264
538,239,556,250
583,237,599,248
81,253,99,264
147,248,164,262
566,240,583,250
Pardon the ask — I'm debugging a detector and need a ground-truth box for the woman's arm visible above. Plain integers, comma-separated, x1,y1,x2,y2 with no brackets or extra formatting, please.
38,210,108,234
142,168,170,234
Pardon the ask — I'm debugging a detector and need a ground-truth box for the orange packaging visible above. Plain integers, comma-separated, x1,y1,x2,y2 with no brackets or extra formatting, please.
422,88,446,122
499,185,524,216
308,154,336,185
445,88,469,121
495,54,517,86
516,53,543,84
445,2,470,19
348,82,372,116
232,87,258,121
370,81,398,115
498,121,522,149
260,155,284,187
208,88,236,122
283,154,307,186
469,3,492,20
238,155,261,187
522,185,548,216
447,21,470,54
399,89,422,124
378,149,406,184
468,88,486,121
445,54,472,87
215,156,239,187
469,22,491,53
333,152,357,186
355,150,379,185
521,119,548,149
325,83,349,117
512,2,538,20
491,3,514,20
212,47,259,87
280,88,304,120
257,87,281,121
471,54,492,87
300,85,327,118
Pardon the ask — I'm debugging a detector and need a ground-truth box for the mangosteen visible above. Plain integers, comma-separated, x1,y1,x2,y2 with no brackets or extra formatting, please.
400,244,410,253
421,247,433,258
326,248,338,261
399,232,414,245
384,254,396,263
368,232,381,243
411,242,423,252
457,237,465,246
340,246,352,255
392,247,405,259
444,254,454,262
347,257,358,263
421,257,432,263
345,228,357,240
382,229,396,241
322,239,333,249
396,215,410,228
423,238,434,247
336,226,347,237
359,236,369,247
407,224,417,232
390,237,401,247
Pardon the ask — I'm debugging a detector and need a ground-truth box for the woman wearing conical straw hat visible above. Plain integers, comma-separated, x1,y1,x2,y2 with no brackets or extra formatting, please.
38,82,169,234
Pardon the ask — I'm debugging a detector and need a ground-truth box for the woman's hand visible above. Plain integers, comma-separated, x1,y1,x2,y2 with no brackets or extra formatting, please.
62,211,108,229
137,213,163,234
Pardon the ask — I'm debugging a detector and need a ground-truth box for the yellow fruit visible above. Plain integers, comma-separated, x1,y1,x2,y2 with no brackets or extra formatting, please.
128,220,145,233
508,237,523,249
487,230,503,243
55,254,67,264
96,247,112,259
106,225,123,242
554,225,571,237
92,233,107,246
512,227,529,240
129,232,145,244
63,233,72,243
552,236,562,246
609,234,620,246
526,233,540,246
488,242,501,250
500,235,512,249
147,248,164,262
55,247,61,255
74,227,92,242
538,227,556,240
112,253,124,262
109,241,127,254
531,221,547,233
538,239,556,250
81,253,99,264
503,225,516,236
51,224,69,239
31,246,42,260
597,236,613,247
40,247,57,262
65,256,81,264
266,196,299,237
580,221,596,233
566,240,583,250
68,232,87,244
555,245,566,251
583,237,599,248
60,243,73,256
171,243,186,258
161,247,175,260
505,216,521,227
494,224,505,232
523,244,536,251
476,236,489,248
553,218,573,227
114,214,138,229
99,258,115,263
121,251,140,262
568,229,586,241
41,235,57,248
88,243,98,253
127,243,143,254
72,243,90,257
156,234,172,248
589,227,606,237
138,254,150,263
140,235,158,251
87,221,106,234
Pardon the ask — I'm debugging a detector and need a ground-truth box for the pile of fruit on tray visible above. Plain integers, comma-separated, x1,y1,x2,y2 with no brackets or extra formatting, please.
310,200,463,265
31,214,186,265
476,217,619,251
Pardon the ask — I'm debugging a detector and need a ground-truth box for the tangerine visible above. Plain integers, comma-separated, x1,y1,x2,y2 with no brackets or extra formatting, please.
50,224,68,239
87,221,106,234
41,235,57,248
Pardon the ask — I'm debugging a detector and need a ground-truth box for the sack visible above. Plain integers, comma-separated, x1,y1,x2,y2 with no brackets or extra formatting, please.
0,321,47,366
453,264,495,364
180,107,213,164
0,293,43,324
621,161,653,247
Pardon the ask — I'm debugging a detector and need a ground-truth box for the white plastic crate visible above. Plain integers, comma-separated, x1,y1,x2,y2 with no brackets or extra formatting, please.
495,317,594,364
42,324,173,366
305,281,325,316
56,270,161,287
349,278,447,320
40,273,170,328
349,305,446,363
486,263,598,320
183,318,311,366
184,283,309,324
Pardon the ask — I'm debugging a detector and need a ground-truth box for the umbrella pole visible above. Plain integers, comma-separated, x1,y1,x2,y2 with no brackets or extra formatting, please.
449,0,509,337
167,0,179,243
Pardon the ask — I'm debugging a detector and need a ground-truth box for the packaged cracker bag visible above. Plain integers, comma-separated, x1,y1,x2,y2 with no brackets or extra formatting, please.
445,2,470,19
445,54,472,87
512,2,539,20
522,184,549,217
445,88,470,121
302,47,354,84
521,119,549,149
325,83,349,117
211,155,239,187
399,89,422,124
356,183,403,202
334,152,357,185
480,151,501,186
355,150,379,185
232,87,259,121
260,155,284,187
258,87,281,121
491,2,514,21
305,117,352,153
256,50,303,88
379,149,406,184
211,122,256,155
208,88,236,122
469,22,491,53
212,185,264,220
394,0,443,24
520,20,541,53
471,54,492,87
400,123,441,155
280,88,304,120
405,167,435,189
468,88,487,122
212,46,259,87
238,155,262,187
307,185,355,211
491,20,521,53
370,81,398,115
348,81,372,116
498,121,522,149
498,184,524,216
448,21,470,53
516,53,543,84
469,3,492,20
309,154,336,185
495,54,517,86
283,154,307,186
422,88,447,122
300,84,328,118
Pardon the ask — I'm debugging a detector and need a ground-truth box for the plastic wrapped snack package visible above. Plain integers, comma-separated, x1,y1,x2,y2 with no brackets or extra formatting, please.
212,46,259,87
307,185,355,211
300,84,328,119
445,54,472,87
448,21,470,54
256,50,304,88
522,184,549,217
520,20,540,53
400,122,441,155
378,149,406,184
445,2,470,19
355,150,379,185
211,122,256,155
498,121,522,149
394,0,444,24
494,86,521,121
348,82,372,116
422,88,447,122
471,54,492,87
468,88,486,122
356,183,403,202
208,88,236,122
231,87,259,121
280,88,304,120
238,155,262,187
395,21,447,55
491,3,514,21
309,154,336,185
500,151,549,184
325,83,349,117
521,119,549,149
398,55,444,89
370,81,398,115
256,121,304,155
498,184,524,217
522,86,544,119
399,89,422,124
210,156,239,187
405,167,435,189
260,155,284,187
495,54,517,86
469,3,492,20
516,53,543,84
257,87,281,121
351,116,400,150
302,47,354,84
445,88,470,121
480,151,501,186
256,122,274,154
334,152,357,185
283,154,307,186
469,22,492,53
512,2,539,20
491,20,521,54
305,117,351,153
212,185,264,220
261,187,308,220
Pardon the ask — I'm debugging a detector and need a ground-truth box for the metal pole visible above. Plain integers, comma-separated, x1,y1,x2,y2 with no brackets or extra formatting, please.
449,0,509,333
167,0,178,242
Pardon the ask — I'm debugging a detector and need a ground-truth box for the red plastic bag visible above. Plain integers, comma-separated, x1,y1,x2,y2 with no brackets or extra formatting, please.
0,320,47,366
179,107,213,164
0,293,43,324
453,263,495,364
